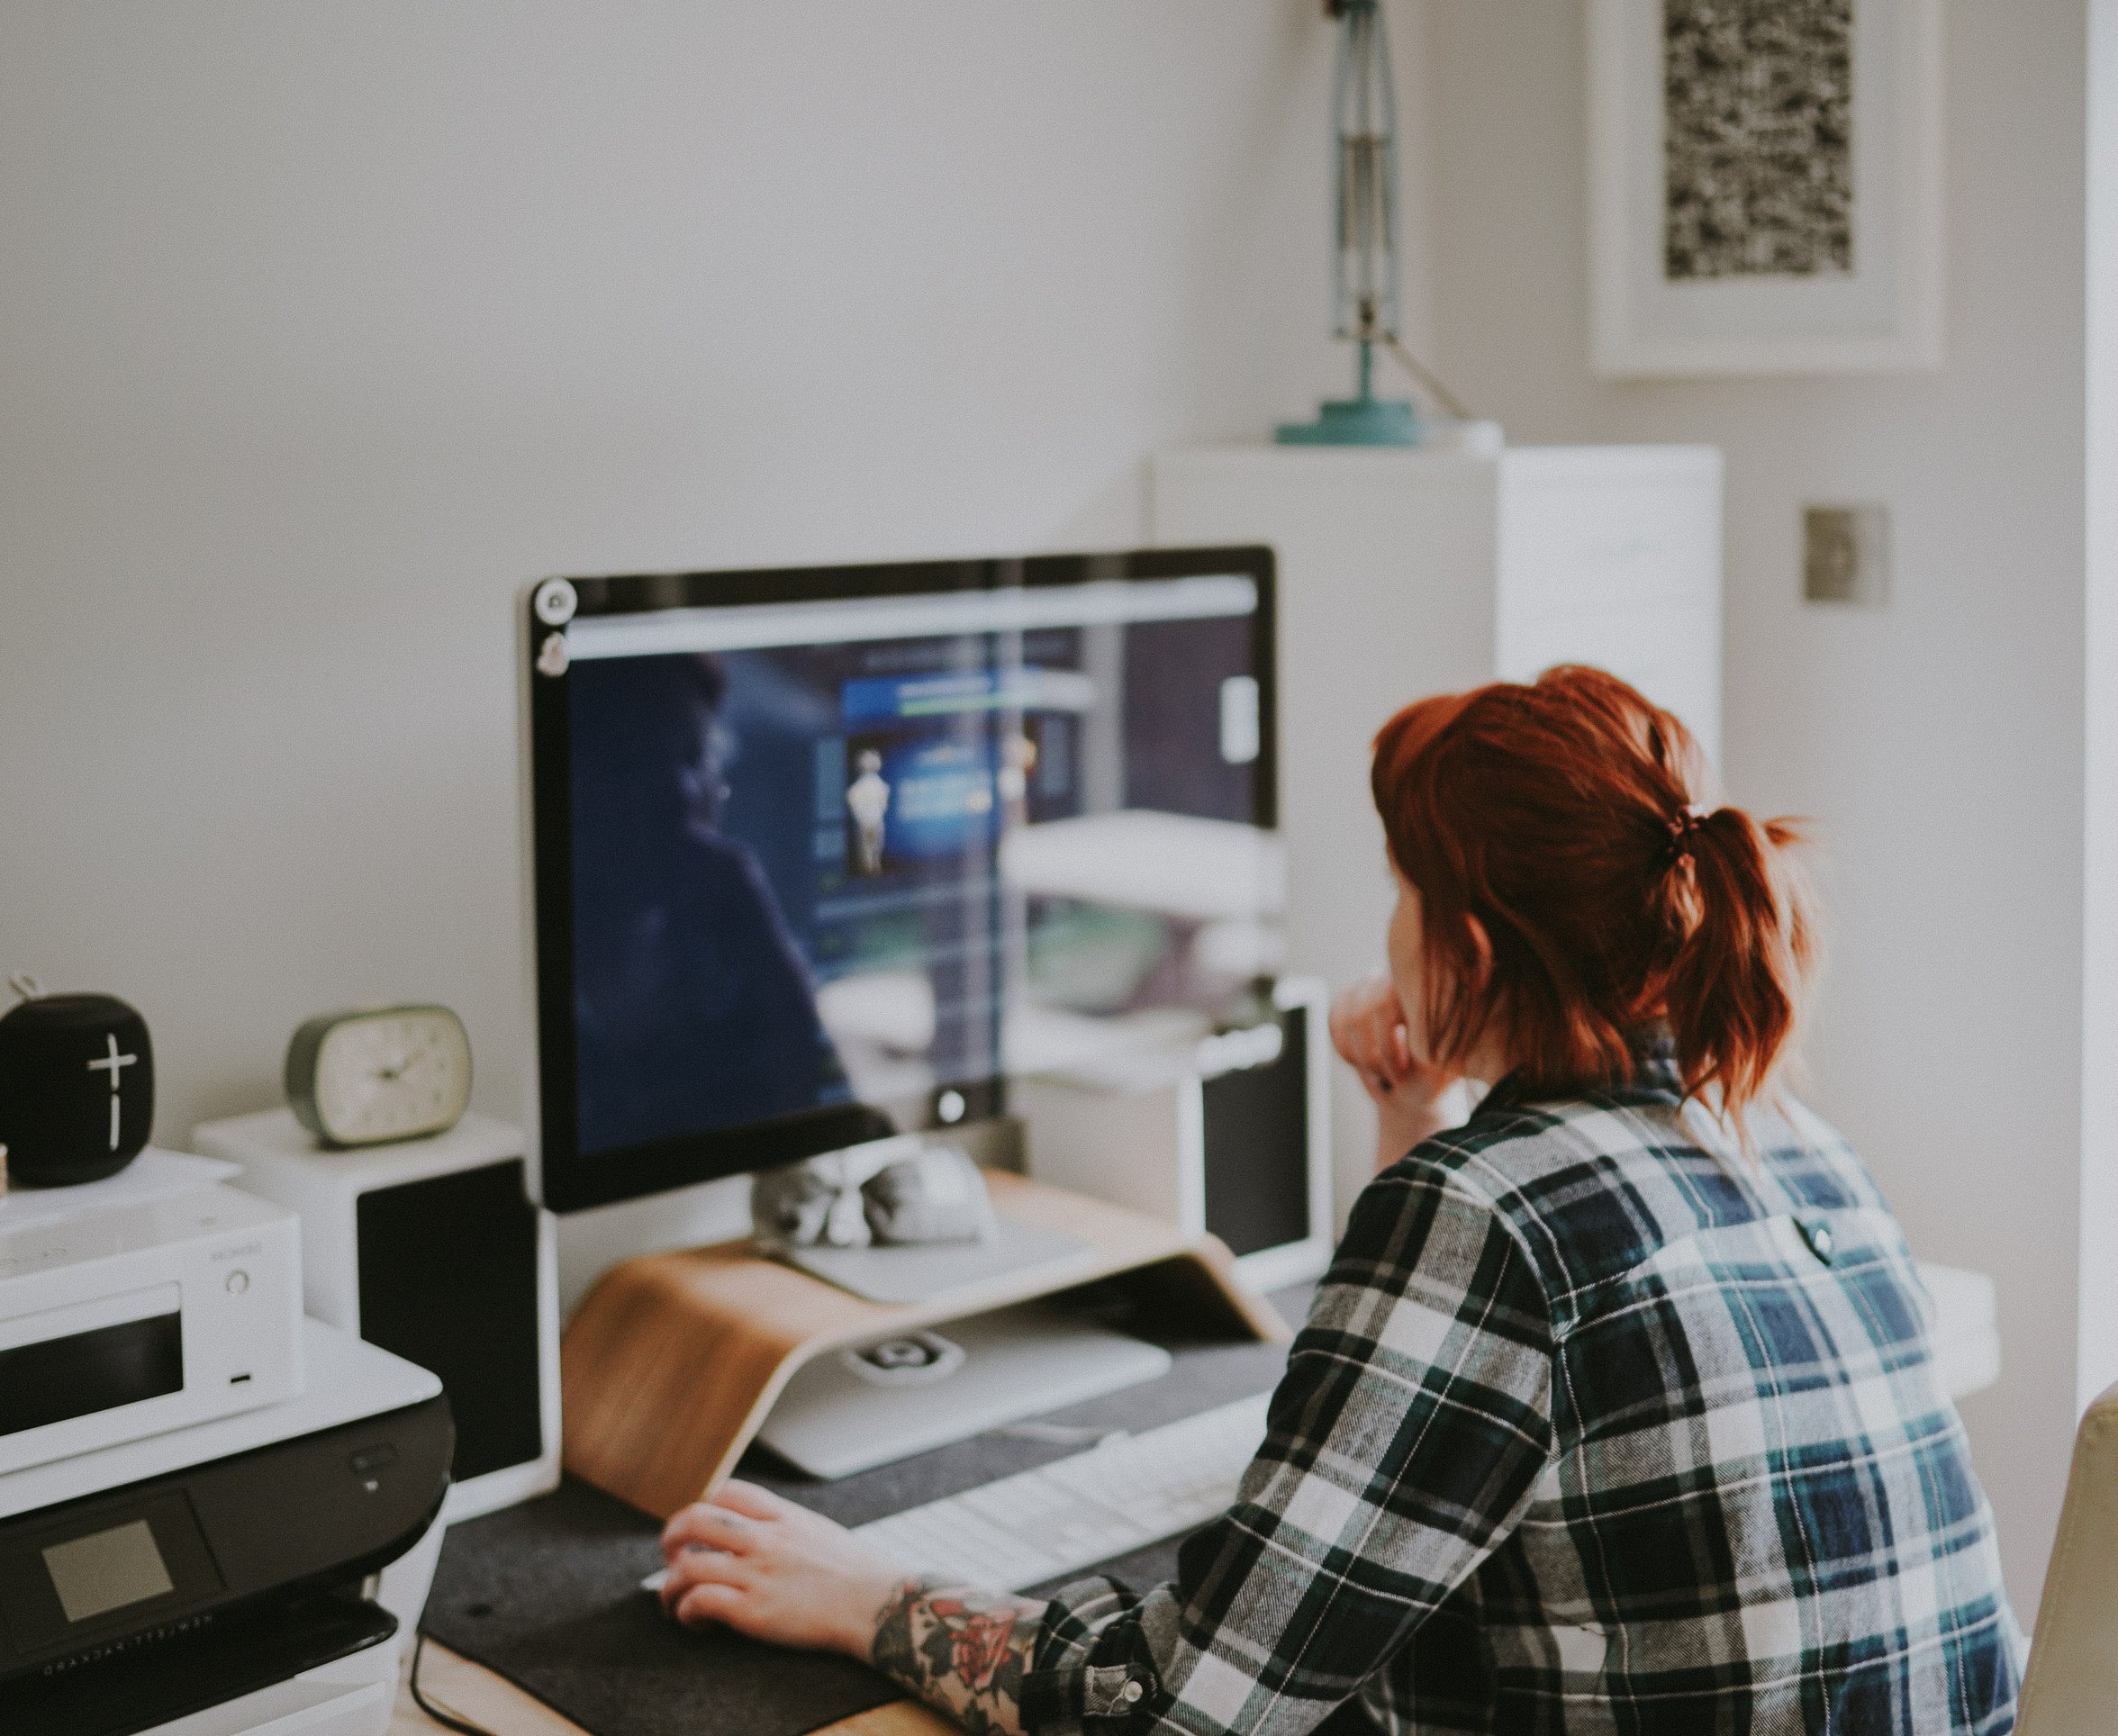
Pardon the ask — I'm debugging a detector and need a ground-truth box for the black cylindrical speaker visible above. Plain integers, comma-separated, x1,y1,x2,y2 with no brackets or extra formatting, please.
0,990,155,1186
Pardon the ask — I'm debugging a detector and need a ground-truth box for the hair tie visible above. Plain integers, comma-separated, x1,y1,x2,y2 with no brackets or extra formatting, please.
1664,803,1709,866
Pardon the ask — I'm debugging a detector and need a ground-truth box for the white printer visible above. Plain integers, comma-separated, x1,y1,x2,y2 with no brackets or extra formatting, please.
0,1153,454,1736
0,1317,451,1736
0,1153,304,1474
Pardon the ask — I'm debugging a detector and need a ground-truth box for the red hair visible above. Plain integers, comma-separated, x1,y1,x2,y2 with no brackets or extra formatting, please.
1371,665,1815,1118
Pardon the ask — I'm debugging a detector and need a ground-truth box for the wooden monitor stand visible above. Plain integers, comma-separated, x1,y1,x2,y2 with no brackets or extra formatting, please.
562,1170,1290,1519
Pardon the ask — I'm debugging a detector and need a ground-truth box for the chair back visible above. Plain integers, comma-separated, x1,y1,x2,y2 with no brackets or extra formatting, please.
2017,1380,2118,1731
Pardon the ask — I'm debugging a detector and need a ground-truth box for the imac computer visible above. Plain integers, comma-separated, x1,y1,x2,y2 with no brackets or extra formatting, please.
522,546,1286,1475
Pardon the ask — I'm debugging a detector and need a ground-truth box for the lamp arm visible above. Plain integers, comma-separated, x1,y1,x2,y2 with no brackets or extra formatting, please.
1376,334,1476,423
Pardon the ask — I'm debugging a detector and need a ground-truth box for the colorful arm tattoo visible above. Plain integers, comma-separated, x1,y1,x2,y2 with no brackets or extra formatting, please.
869,1577,1045,1736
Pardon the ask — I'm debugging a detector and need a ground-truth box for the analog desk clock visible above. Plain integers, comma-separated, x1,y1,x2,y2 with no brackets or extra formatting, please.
285,1004,473,1148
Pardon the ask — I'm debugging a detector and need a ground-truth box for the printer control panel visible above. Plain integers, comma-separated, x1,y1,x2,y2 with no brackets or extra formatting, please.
0,1488,222,1657
0,1389,451,1683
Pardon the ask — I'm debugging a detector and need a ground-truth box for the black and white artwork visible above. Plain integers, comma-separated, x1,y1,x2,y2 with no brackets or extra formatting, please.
1589,0,1940,376
1662,0,1852,281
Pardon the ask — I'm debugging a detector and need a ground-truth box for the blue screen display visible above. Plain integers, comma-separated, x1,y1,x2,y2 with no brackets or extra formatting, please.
565,581,1270,1158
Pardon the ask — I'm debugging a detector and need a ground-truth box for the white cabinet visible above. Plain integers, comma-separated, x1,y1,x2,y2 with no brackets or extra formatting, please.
1491,447,1723,760
1150,443,1721,1221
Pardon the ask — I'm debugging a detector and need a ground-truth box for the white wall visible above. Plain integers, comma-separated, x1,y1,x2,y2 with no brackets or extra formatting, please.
1417,0,2089,1611
2085,0,2118,1427
11,0,2075,1618
0,3,1382,1145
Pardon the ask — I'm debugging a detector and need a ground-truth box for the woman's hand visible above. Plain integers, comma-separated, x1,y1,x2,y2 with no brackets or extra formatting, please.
661,1481,1046,1733
658,1480,903,1659
1329,975,1457,1168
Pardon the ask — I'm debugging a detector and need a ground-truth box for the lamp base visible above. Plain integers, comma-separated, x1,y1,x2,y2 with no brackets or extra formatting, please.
1274,394,1423,447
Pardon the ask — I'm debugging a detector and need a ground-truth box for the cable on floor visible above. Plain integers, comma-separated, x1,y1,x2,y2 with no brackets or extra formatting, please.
409,1628,502,1736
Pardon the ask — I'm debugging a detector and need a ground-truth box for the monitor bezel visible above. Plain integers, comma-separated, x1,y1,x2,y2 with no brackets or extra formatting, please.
524,544,1278,1215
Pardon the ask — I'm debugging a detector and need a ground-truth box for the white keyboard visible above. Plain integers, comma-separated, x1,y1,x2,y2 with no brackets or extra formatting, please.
644,1391,1271,1596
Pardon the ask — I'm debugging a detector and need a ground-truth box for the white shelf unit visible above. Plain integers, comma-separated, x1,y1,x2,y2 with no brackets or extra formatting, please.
1151,443,1722,1222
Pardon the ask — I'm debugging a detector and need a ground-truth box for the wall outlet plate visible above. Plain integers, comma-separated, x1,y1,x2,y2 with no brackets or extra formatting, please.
1804,504,1891,605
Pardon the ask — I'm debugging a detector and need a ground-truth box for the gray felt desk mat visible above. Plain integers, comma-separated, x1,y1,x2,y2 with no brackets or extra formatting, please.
422,1288,1308,1736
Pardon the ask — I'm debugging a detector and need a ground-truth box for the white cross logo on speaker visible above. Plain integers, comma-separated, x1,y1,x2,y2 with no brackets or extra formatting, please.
86,1032,138,1151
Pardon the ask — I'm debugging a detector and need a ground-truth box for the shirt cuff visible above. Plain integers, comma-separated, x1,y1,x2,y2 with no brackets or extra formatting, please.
1023,1578,1163,1732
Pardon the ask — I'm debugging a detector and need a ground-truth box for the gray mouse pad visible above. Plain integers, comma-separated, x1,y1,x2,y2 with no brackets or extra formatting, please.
421,1477,900,1736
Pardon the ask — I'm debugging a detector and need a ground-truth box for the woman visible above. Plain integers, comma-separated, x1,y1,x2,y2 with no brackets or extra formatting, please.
656,667,2023,1734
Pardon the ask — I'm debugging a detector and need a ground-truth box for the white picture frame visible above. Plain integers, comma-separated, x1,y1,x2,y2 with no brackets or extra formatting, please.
1588,0,1943,378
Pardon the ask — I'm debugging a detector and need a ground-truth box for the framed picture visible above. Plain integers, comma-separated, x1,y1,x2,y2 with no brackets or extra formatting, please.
1588,0,1943,378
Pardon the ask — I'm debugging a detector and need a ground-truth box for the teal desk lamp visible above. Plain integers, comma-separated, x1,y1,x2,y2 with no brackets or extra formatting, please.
1279,0,1430,448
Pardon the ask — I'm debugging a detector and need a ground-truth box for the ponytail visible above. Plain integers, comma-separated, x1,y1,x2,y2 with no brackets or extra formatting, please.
1371,666,1817,1122
1661,808,1816,1118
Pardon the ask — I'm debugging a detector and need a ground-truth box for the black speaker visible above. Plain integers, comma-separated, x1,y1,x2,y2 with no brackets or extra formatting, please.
1202,1002,1317,1261
356,1162,544,1485
0,988,154,1186
1020,976,1334,1293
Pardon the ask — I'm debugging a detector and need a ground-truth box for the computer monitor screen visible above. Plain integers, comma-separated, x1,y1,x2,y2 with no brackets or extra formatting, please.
525,548,1277,1213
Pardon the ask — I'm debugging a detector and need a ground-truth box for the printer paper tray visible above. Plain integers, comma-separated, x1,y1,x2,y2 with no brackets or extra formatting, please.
3,1588,395,1736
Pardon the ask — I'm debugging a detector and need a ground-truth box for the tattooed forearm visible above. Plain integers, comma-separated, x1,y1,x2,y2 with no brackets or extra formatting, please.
869,1577,1044,1736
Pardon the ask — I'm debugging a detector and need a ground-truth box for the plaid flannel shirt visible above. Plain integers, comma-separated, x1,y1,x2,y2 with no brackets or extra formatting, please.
1023,1047,2023,1734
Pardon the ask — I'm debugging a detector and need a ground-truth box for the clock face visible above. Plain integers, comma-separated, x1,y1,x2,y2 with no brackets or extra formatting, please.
311,1008,472,1146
